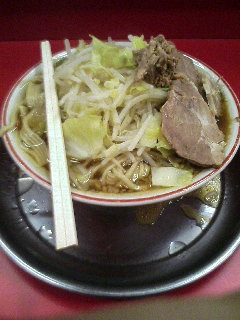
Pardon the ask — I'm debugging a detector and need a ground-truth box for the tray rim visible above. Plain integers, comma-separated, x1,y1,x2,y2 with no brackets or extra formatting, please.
0,224,240,297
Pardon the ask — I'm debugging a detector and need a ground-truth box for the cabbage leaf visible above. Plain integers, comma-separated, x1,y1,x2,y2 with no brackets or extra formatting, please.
91,36,134,69
151,167,193,187
131,35,147,50
62,115,105,160
140,113,171,149
140,114,160,148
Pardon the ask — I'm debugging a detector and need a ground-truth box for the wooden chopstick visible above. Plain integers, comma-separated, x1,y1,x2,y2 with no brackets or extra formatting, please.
41,41,78,250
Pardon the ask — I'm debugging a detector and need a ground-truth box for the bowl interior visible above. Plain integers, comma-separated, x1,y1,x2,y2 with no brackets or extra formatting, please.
2,48,240,206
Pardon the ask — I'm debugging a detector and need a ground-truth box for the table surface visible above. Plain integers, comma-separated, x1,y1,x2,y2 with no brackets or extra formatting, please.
0,39,240,320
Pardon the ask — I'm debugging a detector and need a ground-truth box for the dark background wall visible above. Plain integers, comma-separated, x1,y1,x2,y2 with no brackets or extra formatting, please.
0,0,239,41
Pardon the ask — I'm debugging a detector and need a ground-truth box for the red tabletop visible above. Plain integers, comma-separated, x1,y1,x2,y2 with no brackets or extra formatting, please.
0,39,240,320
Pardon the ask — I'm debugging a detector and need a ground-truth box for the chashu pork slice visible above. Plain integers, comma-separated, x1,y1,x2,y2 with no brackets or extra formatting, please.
174,52,204,95
161,78,225,167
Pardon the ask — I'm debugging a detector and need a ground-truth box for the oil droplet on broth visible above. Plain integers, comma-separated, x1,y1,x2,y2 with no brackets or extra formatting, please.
191,175,221,208
136,201,168,225
27,199,40,215
168,241,186,255
180,204,210,230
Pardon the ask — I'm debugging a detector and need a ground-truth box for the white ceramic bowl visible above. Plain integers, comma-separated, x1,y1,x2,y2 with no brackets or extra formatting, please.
1,49,240,206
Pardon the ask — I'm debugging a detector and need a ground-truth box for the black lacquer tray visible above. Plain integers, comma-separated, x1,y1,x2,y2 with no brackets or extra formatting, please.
0,140,240,297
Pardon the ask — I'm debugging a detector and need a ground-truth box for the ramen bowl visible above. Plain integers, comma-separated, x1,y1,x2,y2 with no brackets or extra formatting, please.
1,49,240,206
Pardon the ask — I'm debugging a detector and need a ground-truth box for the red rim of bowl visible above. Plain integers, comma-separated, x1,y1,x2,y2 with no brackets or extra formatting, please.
1,53,240,206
